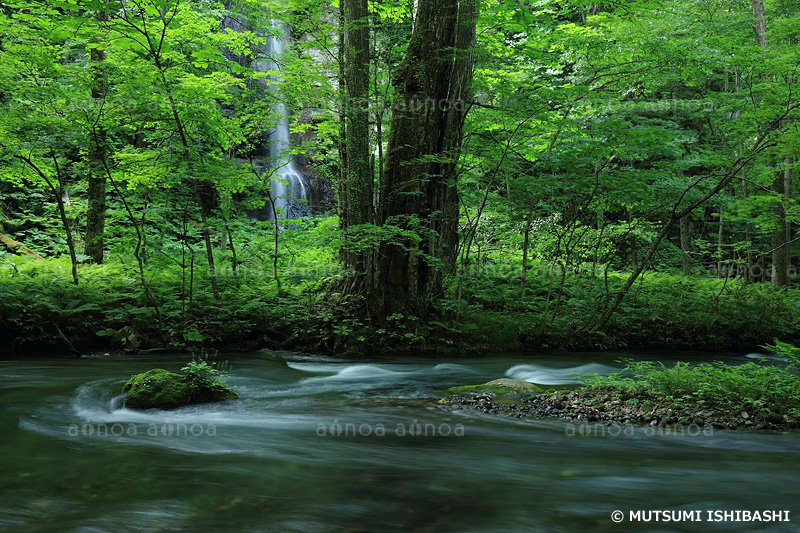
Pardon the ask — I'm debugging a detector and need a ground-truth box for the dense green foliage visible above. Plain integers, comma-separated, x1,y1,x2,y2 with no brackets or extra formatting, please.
1,0,799,355
582,356,800,423
3,229,799,353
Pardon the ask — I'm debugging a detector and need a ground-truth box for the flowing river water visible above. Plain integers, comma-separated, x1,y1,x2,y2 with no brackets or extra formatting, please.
2,352,799,532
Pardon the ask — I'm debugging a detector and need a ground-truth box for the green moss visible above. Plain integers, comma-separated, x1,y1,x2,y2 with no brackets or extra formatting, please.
122,369,191,410
449,384,513,395
448,378,542,398
122,368,237,410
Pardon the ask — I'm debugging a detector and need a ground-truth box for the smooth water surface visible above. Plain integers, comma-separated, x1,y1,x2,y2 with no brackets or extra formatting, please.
2,352,798,532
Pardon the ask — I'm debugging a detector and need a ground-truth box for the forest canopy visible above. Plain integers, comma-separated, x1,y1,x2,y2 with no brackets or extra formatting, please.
1,0,799,355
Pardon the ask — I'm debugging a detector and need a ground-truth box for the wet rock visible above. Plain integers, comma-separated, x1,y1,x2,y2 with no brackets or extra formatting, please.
447,379,542,398
766,413,785,424
122,369,237,410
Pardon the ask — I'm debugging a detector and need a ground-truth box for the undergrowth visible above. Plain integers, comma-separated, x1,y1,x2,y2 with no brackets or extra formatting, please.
2,220,800,355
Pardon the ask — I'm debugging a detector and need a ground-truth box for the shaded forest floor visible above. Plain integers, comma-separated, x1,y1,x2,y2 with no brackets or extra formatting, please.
2,247,798,357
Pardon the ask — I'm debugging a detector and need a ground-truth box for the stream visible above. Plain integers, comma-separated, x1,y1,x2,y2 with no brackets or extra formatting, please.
2,352,799,532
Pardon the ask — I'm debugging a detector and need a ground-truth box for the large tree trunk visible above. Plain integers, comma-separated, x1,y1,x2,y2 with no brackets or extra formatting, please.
85,15,107,264
372,0,477,317
337,2,349,261
342,0,373,289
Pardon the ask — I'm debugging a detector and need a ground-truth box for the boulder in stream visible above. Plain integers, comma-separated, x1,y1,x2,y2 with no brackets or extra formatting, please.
448,378,542,397
122,368,237,410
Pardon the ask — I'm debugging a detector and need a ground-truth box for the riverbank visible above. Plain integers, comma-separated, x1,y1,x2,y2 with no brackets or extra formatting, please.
447,357,800,431
2,254,800,357
449,387,799,431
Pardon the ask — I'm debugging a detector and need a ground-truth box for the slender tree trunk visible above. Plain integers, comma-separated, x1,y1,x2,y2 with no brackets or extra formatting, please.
55,184,79,286
595,130,779,331
740,164,755,281
84,11,108,264
520,208,533,295
189,249,195,314
786,157,794,245
593,208,604,278
751,0,767,48
772,160,792,286
373,27,385,222
100,158,162,321
198,204,220,298
225,218,240,288
266,189,283,296
680,213,693,275
155,53,219,299
717,207,725,277
751,0,790,286
373,0,478,317
181,210,188,318
14,154,79,284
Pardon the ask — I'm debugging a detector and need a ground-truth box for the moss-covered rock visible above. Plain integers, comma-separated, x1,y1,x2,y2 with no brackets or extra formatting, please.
122,368,237,410
448,378,542,397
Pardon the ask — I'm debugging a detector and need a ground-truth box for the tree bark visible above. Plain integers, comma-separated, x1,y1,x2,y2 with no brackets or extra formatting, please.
372,0,477,317
49,156,79,285
84,10,108,264
342,0,373,290
520,208,533,295
337,2,349,262
751,0,767,48
716,207,725,276
680,213,693,275
772,160,792,286
0,221,42,258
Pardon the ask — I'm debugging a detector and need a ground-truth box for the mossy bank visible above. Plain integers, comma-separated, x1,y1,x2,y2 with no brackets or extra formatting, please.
447,357,800,431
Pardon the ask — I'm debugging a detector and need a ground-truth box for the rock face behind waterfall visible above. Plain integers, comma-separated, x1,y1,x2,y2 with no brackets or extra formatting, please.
221,15,333,217
122,369,237,410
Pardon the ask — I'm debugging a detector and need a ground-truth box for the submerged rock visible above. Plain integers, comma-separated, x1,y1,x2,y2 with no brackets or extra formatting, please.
122,369,237,410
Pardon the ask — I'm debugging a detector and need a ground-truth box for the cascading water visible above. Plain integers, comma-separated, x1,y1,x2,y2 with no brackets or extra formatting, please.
265,23,309,219
223,13,310,220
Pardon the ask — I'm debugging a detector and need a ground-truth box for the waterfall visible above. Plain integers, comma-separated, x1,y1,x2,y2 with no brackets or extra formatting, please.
262,23,309,219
